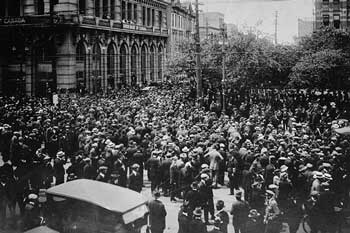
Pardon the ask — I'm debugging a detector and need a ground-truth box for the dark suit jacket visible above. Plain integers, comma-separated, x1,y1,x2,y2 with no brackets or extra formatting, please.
189,219,207,233
128,171,142,192
148,199,167,231
216,210,229,233
178,207,191,233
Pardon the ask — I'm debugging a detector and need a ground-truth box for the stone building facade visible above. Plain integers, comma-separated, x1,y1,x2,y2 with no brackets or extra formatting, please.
167,0,195,56
315,0,350,30
0,0,169,96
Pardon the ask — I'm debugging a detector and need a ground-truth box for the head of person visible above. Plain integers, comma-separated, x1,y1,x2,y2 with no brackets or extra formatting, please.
153,190,161,199
216,200,225,211
235,191,243,200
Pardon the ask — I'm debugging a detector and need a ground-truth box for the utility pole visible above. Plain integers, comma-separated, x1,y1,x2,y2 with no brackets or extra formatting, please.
274,11,278,45
221,24,227,114
195,0,203,106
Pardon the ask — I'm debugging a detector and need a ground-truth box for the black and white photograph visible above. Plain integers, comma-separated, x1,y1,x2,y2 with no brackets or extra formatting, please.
0,0,350,233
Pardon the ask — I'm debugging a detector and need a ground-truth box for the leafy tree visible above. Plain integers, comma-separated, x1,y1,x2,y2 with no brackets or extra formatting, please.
289,49,349,89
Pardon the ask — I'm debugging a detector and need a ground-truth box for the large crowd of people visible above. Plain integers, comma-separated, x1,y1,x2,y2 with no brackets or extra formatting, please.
0,85,350,233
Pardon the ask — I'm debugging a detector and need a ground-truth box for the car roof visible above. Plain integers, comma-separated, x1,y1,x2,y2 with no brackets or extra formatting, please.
24,226,59,233
46,179,147,213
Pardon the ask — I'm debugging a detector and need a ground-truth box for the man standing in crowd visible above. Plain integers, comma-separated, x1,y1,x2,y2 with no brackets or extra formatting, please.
148,190,167,233
231,191,250,233
215,200,229,233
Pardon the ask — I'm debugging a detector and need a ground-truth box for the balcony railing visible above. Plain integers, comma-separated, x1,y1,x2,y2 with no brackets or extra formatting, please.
80,16,168,36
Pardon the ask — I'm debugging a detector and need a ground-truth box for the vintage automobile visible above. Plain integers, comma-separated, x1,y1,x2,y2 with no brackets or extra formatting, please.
25,179,148,233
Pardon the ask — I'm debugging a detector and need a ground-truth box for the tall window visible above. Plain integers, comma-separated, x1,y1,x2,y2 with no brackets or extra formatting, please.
111,0,115,19
122,1,126,20
134,4,137,22
107,44,115,89
131,45,138,85
76,42,86,62
158,45,163,81
127,2,132,20
141,45,147,84
147,8,151,26
79,0,86,14
38,0,45,15
103,0,108,18
152,9,155,26
334,14,340,29
120,44,128,85
8,0,21,16
159,11,162,28
0,1,5,17
150,46,155,81
95,0,101,17
323,14,329,26
142,7,146,25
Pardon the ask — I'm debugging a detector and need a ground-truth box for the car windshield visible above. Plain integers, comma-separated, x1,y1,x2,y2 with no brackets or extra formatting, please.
45,195,122,233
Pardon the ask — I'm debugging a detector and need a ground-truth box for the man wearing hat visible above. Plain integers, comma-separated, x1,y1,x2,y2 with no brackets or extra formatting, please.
189,208,207,233
311,171,323,195
128,164,142,192
146,151,162,192
230,191,250,233
185,181,201,215
54,151,66,185
215,200,229,233
178,202,191,233
23,193,41,231
246,209,263,233
96,166,109,183
148,190,167,233
264,189,281,233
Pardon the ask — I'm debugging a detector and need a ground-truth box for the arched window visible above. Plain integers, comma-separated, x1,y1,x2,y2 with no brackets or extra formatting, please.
95,0,100,17
92,43,102,92
76,41,87,93
158,45,163,81
131,44,138,86
150,45,155,82
79,0,86,14
76,42,86,62
107,43,116,90
37,0,45,15
141,44,147,85
120,43,128,85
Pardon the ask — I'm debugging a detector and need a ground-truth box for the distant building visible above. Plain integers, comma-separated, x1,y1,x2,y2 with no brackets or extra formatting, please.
167,0,195,56
314,0,350,31
199,12,225,40
298,18,314,38
226,23,239,36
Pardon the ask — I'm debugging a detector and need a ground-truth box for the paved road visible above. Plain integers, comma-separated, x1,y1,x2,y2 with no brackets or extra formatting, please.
141,184,294,233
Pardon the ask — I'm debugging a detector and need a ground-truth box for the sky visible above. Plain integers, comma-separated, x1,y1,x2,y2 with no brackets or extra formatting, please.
199,0,314,44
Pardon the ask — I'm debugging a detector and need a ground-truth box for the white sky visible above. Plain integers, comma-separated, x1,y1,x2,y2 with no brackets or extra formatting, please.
199,0,314,44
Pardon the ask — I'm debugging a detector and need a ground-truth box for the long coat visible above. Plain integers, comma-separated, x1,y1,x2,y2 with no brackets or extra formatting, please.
178,206,191,233
148,199,167,232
